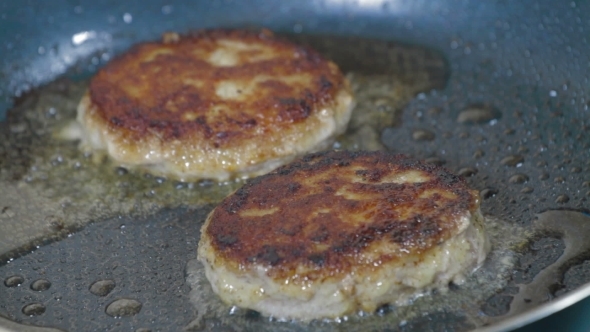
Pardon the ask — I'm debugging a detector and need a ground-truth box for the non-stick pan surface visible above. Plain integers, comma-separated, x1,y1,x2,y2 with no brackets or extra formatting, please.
1,1,589,331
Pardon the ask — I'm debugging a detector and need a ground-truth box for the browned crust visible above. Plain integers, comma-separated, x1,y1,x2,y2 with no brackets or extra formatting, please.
88,29,347,146
205,150,479,279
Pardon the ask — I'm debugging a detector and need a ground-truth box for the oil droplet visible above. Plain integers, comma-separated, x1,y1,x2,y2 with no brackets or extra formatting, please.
473,149,485,159
424,157,445,166
555,195,570,204
22,303,46,316
500,155,524,167
411,129,435,141
570,167,582,173
480,188,498,199
105,298,142,317
521,187,534,194
376,304,394,316
89,279,116,296
539,173,550,180
30,279,51,291
509,174,529,184
427,107,442,116
4,275,24,287
583,181,590,187
458,167,478,177
245,309,261,320
503,128,515,135
457,104,501,124
116,167,128,176
554,176,565,183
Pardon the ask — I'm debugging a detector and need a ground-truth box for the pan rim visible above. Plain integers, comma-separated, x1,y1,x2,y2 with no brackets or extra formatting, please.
472,282,590,332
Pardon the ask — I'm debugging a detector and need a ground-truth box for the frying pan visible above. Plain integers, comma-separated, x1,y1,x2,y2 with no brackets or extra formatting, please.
1,0,590,331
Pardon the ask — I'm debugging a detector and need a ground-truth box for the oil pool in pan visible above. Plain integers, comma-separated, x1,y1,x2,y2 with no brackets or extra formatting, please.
0,34,589,332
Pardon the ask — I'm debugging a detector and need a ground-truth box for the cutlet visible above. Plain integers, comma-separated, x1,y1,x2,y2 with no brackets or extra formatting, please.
76,29,354,180
197,150,489,320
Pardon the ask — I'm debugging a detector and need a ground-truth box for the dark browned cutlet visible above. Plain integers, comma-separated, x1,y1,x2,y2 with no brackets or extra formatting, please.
205,150,479,280
88,29,347,145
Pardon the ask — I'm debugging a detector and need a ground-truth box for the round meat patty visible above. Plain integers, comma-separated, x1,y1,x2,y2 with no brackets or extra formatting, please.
197,150,490,320
76,29,354,181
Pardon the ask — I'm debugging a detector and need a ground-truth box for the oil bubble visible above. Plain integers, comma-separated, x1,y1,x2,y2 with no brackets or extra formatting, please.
427,107,442,116
89,279,116,296
509,174,529,184
500,155,524,167
116,167,128,176
105,298,142,317
424,157,446,166
457,104,501,124
555,195,570,204
412,129,435,141
4,275,24,287
473,149,485,158
480,188,498,199
22,303,46,316
458,167,478,177
30,279,51,291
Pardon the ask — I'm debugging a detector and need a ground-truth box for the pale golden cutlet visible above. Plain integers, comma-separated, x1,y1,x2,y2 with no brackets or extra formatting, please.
198,150,489,320
76,29,354,181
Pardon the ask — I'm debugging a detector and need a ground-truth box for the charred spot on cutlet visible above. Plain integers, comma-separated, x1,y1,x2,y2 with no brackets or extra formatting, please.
223,187,250,214
110,117,123,126
355,168,387,182
258,246,281,266
216,233,238,248
194,116,213,139
287,182,301,193
308,253,326,267
318,76,333,90
279,98,312,122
